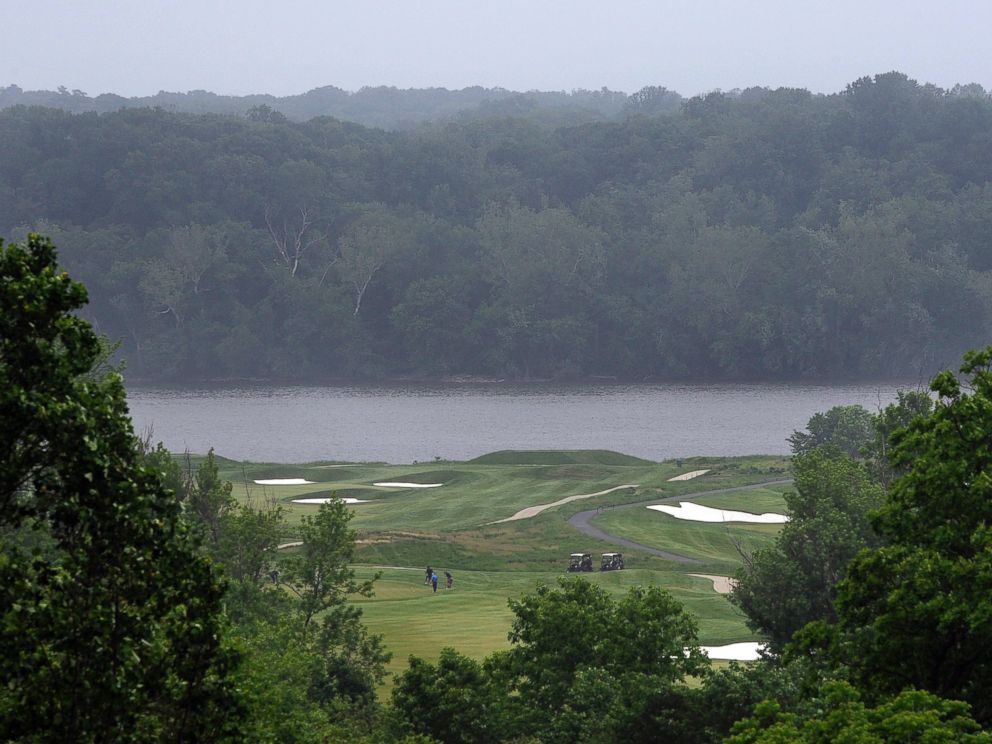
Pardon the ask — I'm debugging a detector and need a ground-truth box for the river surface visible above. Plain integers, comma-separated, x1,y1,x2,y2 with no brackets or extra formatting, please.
124,381,920,464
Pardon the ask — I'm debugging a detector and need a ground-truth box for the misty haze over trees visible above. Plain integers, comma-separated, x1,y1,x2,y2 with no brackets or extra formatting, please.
2,71,991,382
0,83,671,129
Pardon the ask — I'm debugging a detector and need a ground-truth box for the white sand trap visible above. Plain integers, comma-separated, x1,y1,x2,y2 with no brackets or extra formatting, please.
668,469,710,481
688,574,737,594
292,497,369,504
648,502,789,523
373,482,444,488
277,541,303,550
254,478,315,485
700,642,766,661
490,485,639,524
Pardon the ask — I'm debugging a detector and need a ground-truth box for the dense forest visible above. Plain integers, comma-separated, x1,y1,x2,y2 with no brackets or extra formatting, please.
2,71,991,382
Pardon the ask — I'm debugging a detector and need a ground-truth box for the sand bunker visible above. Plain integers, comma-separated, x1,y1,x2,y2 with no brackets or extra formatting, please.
668,469,710,481
648,502,789,523
254,478,315,485
490,485,639,524
373,482,444,488
688,574,737,594
292,497,368,504
277,541,303,550
700,642,765,661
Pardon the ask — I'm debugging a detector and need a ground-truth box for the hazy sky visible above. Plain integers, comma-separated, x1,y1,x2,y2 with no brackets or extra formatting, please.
4,1,990,97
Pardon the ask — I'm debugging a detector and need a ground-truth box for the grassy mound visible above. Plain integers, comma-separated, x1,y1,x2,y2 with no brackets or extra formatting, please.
469,449,655,466
374,469,470,485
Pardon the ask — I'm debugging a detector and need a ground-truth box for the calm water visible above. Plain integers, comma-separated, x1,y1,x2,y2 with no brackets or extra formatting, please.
124,382,919,464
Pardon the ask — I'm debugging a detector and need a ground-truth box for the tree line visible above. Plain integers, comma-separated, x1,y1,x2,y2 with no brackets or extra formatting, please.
2,72,992,382
0,82,649,129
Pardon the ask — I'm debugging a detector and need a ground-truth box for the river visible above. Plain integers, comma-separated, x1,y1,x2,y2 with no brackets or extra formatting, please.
124,381,921,463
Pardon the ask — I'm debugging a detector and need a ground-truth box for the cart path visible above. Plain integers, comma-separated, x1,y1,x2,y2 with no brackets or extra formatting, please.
567,479,793,565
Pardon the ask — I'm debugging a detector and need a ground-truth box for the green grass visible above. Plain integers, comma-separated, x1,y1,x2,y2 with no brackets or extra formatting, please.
468,449,656,466
218,455,789,532
352,566,760,685
206,450,791,688
589,486,789,573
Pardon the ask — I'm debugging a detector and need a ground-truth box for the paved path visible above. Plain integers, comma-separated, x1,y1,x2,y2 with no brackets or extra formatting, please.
567,479,793,564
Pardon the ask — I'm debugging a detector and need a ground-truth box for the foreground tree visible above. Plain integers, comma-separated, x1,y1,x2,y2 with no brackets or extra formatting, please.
393,577,706,743
805,347,992,724
731,450,884,650
391,648,504,744
0,235,243,740
728,681,990,743
282,499,390,720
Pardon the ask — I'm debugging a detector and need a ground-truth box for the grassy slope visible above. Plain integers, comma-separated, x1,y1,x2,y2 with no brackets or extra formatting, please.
214,451,792,685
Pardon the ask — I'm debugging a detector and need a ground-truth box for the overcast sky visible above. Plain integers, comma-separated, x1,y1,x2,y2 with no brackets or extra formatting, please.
3,1,990,98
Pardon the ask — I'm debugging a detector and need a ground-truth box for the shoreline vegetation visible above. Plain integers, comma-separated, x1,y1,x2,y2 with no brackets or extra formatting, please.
4,71,990,384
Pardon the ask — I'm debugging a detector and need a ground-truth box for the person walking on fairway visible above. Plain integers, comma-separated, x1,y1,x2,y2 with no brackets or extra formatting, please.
425,566,432,585
431,572,439,593
444,571,453,589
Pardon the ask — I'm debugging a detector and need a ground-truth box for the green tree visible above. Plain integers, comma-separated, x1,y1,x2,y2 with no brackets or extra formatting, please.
731,451,884,650
285,499,377,634
811,347,992,723
867,389,933,489
0,235,243,740
391,648,504,744
282,499,390,714
496,578,705,741
727,681,989,743
335,205,413,315
787,404,877,457
391,578,706,743
189,448,236,552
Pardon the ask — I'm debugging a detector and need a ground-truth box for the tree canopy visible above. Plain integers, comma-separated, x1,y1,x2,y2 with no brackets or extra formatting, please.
805,348,992,724
3,72,991,382
392,577,707,743
0,235,243,740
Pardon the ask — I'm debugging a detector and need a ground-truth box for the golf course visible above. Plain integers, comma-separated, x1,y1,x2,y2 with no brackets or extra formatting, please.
214,450,792,684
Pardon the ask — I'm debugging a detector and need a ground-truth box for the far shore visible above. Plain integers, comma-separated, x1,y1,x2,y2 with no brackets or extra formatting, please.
123,373,923,389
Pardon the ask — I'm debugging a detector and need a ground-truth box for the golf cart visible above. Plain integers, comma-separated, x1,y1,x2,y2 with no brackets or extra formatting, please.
567,552,594,572
600,552,625,571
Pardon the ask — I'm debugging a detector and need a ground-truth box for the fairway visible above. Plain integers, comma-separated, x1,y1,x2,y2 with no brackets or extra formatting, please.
585,485,790,573
352,566,762,684
211,451,792,686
